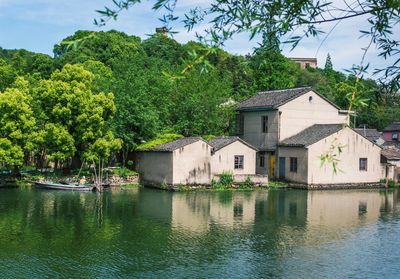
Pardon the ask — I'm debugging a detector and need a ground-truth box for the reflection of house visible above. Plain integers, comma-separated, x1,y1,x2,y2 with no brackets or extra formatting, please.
288,57,317,69
306,190,383,228
171,191,267,232
237,87,382,187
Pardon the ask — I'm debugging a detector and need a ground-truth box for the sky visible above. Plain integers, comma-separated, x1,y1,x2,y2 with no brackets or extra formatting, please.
0,0,398,77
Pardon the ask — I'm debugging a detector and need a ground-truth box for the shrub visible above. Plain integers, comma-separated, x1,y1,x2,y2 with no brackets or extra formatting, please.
239,176,254,189
111,167,137,178
212,171,234,189
202,134,215,141
136,133,183,151
380,178,396,188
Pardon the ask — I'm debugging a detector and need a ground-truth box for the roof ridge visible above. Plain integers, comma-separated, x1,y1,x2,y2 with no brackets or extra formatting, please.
258,87,310,95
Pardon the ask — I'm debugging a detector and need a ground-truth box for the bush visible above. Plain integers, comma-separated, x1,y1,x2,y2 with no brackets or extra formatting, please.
136,133,183,151
239,176,254,189
202,134,215,141
212,171,234,189
110,167,137,178
380,178,396,188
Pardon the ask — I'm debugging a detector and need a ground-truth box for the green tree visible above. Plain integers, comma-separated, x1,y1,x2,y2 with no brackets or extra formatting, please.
250,49,300,91
324,53,333,72
0,78,36,169
0,59,17,91
31,63,119,167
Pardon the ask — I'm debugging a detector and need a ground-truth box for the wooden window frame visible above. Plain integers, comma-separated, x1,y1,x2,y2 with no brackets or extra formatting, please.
262,116,268,133
289,157,298,173
234,155,244,169
259,153,265,168
359,158,368,171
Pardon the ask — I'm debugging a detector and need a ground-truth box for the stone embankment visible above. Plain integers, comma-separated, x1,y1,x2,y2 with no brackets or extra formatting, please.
288,182,385,190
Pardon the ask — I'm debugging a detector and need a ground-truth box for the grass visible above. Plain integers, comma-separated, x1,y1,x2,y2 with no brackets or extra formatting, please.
268,180,289,188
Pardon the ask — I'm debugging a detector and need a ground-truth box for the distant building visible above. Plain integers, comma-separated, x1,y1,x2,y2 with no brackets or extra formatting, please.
381,145,400,183
288,57,317,69
354,128,384,145
382,122,400,142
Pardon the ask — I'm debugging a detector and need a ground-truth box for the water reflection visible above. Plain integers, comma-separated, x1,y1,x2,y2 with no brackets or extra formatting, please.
0,187,400,277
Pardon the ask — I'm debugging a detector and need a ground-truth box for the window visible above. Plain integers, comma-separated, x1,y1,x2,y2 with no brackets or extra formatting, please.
289,157,297,172
262,116,268,133
359,158,368,171
259,154,265,167
305,63,310,68
234,155,244,169
393,133,398,141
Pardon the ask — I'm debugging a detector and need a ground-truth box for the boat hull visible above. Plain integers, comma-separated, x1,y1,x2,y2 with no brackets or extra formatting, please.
35,182,95,192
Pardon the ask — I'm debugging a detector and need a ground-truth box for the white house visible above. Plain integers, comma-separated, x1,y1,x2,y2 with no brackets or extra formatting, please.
208,136,259,181
136,137,212,186
237,87,383,187
136,136,263,187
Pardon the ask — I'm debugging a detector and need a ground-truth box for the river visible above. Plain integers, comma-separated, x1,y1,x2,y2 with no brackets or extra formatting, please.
0,187,399,278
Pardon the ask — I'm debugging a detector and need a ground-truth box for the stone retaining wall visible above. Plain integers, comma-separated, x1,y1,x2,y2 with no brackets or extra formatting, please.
108,174,139,186
288,182,385,190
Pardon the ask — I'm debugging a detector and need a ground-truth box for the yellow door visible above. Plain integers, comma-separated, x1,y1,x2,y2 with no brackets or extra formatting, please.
269,154,275,178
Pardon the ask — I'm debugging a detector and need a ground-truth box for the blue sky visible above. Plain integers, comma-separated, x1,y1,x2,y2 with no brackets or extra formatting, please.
0,0,398,77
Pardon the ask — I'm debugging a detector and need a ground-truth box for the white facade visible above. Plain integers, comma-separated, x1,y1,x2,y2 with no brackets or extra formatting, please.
210,140,257,176
278,127,382,185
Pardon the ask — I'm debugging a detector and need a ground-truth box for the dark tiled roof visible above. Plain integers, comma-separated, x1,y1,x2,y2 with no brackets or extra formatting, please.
383,141,400,149
237,87,311,111
146,137,203,152
382,146,400,160
354,128,381,143
208,136,258,152
383,122,400,132
279,124,344,147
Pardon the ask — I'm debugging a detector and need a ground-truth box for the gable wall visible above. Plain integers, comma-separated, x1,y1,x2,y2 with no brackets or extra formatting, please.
277,147,309,184
240,110,279,150
279,91,348,141
136,152,173,185
307,127,381,184
211,141,256,176
173,141,212,185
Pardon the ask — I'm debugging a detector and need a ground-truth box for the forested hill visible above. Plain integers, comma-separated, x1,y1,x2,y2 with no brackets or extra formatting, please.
1,29,399,166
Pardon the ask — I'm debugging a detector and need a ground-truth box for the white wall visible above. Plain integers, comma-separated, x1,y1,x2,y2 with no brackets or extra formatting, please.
279,91,348,140
307,127,382,184
173,140,212,185
211,141,256,176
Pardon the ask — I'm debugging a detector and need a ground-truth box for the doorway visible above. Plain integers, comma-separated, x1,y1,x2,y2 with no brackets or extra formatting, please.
279,157,285,178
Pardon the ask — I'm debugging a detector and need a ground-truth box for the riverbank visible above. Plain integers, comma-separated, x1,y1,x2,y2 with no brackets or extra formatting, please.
0,167,139,188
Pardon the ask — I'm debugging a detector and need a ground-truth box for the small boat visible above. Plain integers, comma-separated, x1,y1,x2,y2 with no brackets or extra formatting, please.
35,181,95,192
